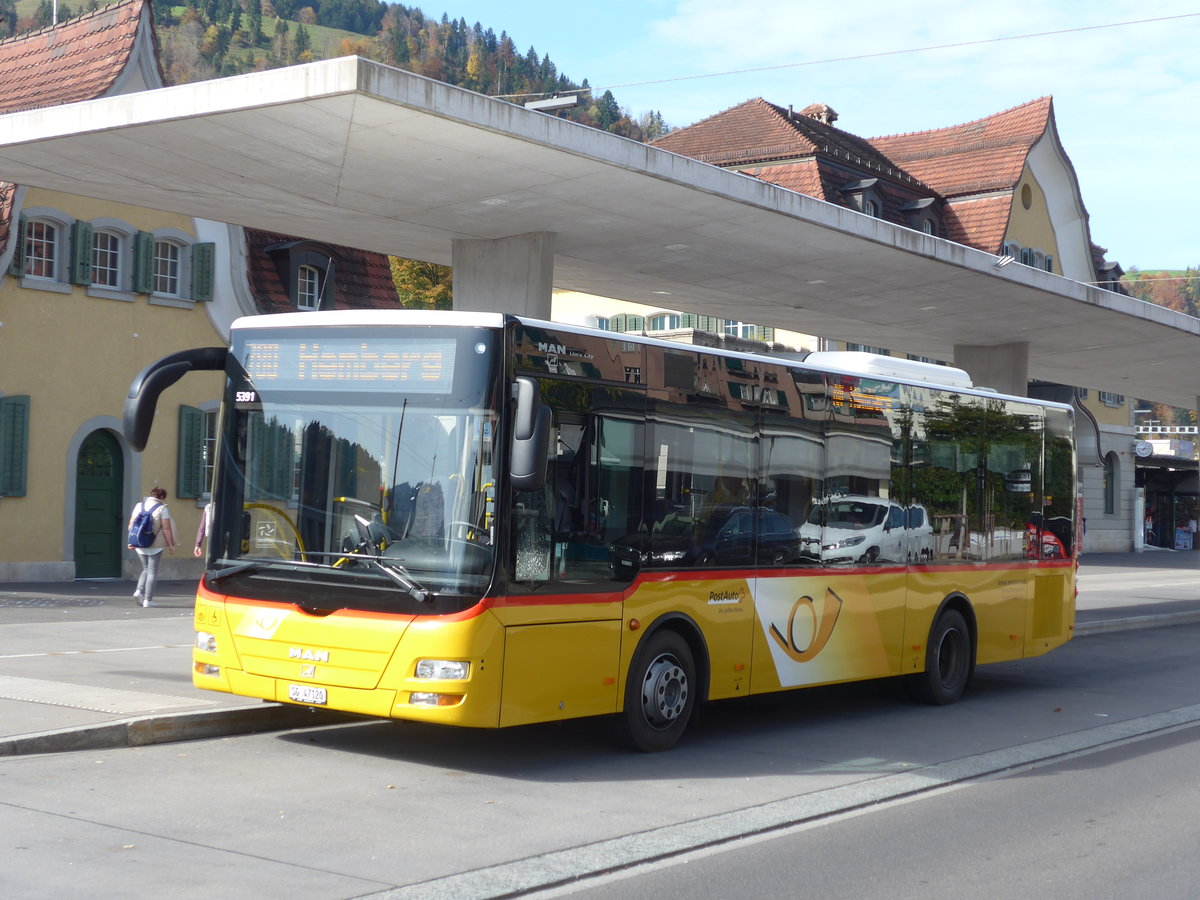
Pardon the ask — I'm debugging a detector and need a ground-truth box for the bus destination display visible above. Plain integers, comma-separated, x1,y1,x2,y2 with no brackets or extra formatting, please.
243,337,458,394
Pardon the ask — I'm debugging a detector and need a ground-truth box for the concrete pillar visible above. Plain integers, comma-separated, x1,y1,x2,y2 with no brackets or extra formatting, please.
953,341,1030,397
451,232,555,318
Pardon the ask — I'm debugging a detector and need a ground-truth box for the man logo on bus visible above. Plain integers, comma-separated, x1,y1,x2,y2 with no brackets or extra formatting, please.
767,587,844,662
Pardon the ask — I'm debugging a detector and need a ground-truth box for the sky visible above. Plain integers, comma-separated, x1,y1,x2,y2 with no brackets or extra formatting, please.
430,0,1198,272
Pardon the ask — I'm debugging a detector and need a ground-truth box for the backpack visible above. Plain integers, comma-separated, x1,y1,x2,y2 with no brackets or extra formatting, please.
129,500,162,549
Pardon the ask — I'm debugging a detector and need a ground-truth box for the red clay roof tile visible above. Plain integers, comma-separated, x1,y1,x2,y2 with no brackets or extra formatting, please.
0,0,155,115
244,229,402,313
941,195,1012,253
868,98,1052,198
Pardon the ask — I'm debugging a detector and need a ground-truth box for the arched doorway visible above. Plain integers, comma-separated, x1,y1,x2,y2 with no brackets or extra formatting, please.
75,430,124,578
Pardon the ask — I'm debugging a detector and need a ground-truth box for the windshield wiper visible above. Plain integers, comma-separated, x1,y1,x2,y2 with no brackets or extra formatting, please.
359,557,430,603
206,560,263,584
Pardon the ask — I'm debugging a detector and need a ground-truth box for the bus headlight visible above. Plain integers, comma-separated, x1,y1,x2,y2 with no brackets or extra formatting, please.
196,631,218,653
415,659,470,680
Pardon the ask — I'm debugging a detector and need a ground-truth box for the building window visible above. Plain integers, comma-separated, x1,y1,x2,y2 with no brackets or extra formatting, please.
863,198,879,218
1098,391,1125,407
594,316,610,331
624,366,641,384
179,404,220,498
1019,247,1034,266
723,320,755,339
648,314,680,331
1044,255,1054,273
921,219,934,235
91,230,123,288
154,240,182,296
847,343,890,355
297,264,322,310
23,220,60,280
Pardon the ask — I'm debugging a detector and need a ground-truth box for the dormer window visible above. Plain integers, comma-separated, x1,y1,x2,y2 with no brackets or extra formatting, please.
900,197,939,236
297,264,322,310
265,240,338,310
838,177,882,218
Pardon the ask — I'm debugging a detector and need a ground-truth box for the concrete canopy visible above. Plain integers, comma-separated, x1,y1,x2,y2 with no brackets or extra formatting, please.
0,56,1195,407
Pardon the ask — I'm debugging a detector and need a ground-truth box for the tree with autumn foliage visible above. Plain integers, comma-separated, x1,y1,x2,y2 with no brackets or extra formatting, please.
1122,268,1200,427
390,257,452,309
1122,267,1200,317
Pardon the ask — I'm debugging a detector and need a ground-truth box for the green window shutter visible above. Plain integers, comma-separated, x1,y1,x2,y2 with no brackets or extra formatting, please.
756,325,775,342
0,395,31,497
177,405,204,499
190,242,215,301
8,216,26,276
697,316,719,334
133,231,155,293
70,220,93,285
679,313,698,329
610,314,627,333
627,315,644,333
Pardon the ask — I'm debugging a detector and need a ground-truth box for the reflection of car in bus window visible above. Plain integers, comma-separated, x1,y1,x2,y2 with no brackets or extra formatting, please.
616,505,802,568
800,497,932,564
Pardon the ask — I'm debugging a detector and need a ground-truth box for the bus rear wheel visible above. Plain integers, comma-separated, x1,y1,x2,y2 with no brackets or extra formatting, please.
908,608,972,705
623,630,696,752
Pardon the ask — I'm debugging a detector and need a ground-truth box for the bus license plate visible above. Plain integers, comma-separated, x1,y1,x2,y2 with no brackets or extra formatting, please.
288,684,327,705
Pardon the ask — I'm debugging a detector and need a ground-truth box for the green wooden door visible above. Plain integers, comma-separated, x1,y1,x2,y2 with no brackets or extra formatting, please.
75,430,124,578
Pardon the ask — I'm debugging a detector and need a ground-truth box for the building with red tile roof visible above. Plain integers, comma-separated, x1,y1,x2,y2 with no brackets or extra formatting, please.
653,95,1108,286
0,1,403,583
0,0,163,115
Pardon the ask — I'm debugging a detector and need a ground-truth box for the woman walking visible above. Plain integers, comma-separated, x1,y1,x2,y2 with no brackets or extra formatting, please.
128,486,176,607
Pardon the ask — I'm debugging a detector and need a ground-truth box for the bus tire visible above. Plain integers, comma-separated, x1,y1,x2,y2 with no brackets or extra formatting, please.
908,608,972,705
623,630,695,752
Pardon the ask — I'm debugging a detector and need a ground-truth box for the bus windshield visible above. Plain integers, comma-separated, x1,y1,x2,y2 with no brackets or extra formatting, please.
207,325,501,612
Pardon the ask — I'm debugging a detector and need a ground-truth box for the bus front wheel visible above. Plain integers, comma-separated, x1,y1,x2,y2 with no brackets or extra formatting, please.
623,630,696,752
908,608,972,705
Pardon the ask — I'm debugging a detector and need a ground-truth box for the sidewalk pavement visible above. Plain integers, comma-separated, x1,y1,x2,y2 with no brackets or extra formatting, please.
1,552,1197,757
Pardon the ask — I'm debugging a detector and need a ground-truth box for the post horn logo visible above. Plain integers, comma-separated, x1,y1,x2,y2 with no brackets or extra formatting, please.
768,587,844,662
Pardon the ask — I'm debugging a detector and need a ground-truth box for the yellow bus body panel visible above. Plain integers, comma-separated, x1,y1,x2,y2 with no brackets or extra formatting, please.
194,589,508,728
619,574,756,701
748,567,907,693
194,559,1074,730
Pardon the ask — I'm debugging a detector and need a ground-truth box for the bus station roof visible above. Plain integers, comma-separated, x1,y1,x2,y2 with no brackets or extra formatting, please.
0,56,1195,407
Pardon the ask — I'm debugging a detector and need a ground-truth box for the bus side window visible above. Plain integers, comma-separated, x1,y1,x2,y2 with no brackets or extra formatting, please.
513,385,646,586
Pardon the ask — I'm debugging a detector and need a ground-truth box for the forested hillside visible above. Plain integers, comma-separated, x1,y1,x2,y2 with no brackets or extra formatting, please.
3,0,668,141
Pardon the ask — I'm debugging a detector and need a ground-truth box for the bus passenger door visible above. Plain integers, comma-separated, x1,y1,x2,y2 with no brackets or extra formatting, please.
502,376,647,725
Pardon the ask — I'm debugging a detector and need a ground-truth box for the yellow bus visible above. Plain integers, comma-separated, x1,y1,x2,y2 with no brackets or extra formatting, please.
125,310,1077,751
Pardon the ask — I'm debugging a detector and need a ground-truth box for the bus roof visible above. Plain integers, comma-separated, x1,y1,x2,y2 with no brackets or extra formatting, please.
230,309,507,331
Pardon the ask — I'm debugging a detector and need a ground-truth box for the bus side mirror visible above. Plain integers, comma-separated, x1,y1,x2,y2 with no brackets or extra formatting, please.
123,347,227,451
511,376,551,492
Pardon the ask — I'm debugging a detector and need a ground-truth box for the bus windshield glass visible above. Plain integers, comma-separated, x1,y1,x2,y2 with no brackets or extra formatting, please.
208,325,501,611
